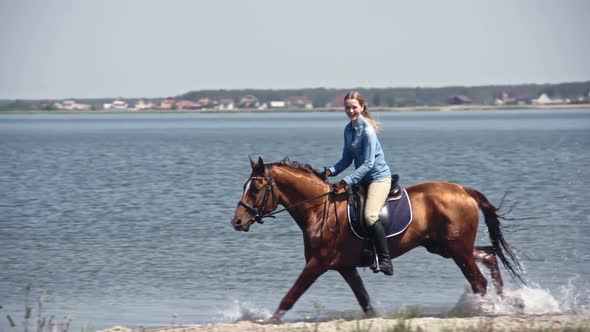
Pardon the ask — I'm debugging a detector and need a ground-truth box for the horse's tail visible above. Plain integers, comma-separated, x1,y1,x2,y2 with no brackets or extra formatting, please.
463,187,526,284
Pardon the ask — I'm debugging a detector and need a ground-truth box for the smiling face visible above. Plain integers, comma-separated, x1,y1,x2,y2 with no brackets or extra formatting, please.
344,98,363,124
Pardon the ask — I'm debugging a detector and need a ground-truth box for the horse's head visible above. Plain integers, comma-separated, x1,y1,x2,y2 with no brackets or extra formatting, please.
231,157,279,232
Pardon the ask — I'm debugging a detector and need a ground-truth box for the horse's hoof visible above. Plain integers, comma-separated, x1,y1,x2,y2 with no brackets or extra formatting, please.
256,316,282,325
365,308,377,318
502,294,525,309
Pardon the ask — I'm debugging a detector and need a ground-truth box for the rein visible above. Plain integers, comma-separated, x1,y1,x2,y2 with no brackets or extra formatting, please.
263,190,332,221
238,165,332,224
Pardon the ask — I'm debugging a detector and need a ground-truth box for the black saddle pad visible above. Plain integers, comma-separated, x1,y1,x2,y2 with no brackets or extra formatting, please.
348,188,413,240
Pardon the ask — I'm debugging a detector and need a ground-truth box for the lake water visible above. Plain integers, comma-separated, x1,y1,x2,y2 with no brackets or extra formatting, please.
1,109,589,330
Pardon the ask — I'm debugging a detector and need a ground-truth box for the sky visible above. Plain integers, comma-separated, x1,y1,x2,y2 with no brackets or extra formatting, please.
1,0,589,99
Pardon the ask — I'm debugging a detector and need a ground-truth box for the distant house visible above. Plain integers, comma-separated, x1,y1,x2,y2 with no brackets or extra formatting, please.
60,100,92,110
110,99,129,110
237,95,260,109
532,94,551,104
175,100,201,110
326,95,345,108
61,100,76,109
493,90,529,105
447,95,472,105
156,97,175,110
218,99,235,110
197,97,219,109
531,93,567,105
39,100,61,110
135,99,154,110
269,101,286,108
287,96,313,109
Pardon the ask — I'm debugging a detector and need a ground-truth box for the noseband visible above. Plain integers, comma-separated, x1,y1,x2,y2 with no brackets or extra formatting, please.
238,166,278,224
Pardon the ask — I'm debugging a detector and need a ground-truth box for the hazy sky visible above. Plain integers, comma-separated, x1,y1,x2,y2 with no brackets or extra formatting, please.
1,0,589,99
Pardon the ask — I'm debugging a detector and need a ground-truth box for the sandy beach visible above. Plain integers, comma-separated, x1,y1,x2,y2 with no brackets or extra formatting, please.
99,315,589,332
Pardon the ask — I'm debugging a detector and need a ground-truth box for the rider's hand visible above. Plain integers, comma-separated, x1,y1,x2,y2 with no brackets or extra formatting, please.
331,180,348,193
321,167,332,181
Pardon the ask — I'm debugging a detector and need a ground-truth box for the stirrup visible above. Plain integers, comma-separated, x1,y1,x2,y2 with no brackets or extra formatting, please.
371,243,393,275
370,245,380,273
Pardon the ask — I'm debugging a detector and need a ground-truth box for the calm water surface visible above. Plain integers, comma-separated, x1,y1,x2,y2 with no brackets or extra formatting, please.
1,109,589,329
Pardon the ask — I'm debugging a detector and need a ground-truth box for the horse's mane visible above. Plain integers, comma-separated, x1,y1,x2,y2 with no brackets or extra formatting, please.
273,157,323,180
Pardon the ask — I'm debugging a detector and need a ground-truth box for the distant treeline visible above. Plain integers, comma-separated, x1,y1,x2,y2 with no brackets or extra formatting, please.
179,81,590,107
1,81,589,110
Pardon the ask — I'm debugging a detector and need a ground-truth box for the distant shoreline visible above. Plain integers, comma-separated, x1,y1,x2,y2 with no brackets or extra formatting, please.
1,103,590,115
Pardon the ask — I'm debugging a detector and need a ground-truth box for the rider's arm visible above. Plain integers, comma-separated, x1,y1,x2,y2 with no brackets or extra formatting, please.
329,128,352,176
342,129,376,185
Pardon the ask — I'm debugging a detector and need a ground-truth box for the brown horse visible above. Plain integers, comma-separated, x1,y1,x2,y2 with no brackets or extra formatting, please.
231,157,524,322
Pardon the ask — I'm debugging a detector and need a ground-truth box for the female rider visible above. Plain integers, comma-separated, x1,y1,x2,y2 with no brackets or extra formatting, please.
322,91,393,276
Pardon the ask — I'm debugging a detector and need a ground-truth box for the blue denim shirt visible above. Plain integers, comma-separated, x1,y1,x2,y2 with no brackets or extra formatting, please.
329,115,391,186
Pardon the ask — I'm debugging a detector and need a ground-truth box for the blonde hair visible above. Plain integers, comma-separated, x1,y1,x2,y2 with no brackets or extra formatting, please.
344,91,380,133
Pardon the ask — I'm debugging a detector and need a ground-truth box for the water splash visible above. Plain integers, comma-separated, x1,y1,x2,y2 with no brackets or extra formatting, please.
448,275,590,318
508,286,561,314
220,299,272,323
558,276,590,315
448,286,561,317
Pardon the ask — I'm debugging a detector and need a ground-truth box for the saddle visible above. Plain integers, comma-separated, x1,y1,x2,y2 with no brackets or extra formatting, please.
348,174,402,229
346,174,413,270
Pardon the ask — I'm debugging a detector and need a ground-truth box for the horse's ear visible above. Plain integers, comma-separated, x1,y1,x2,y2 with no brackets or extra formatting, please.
250,156,256,169
250,156,264,170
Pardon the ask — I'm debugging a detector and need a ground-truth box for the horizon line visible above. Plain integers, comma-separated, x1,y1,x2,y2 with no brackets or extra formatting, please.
2,79,589,101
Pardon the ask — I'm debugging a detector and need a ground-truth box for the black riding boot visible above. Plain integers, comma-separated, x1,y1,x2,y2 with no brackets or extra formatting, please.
368,221,394,276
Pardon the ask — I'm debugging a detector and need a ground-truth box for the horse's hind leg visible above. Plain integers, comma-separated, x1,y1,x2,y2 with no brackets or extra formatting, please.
474,246,504,295
475,247,525,309
338,268,376,317
450,246,488,296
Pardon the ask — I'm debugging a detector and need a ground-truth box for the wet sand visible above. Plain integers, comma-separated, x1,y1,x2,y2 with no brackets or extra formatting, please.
100,314,589,332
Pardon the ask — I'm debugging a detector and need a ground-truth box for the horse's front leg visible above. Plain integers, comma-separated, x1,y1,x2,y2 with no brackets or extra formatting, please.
268,257,326,323
338,268,376,317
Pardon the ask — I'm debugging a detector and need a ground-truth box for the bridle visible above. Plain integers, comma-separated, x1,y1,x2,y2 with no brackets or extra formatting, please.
237,165,279,224
237,165,332,225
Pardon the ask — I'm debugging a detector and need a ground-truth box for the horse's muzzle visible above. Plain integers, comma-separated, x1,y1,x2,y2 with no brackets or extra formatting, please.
231,218,252,232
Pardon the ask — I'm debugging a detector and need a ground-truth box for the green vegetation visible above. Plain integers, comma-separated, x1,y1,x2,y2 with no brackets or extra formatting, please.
384,305,424,319
2,268,77,332
179,81,590,107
